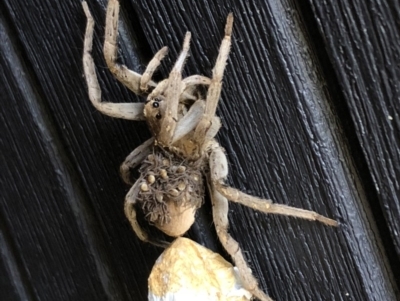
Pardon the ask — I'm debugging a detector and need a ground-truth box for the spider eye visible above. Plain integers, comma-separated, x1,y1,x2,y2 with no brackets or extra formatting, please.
156,113,162,119
154,97,162,102
152,102,160,108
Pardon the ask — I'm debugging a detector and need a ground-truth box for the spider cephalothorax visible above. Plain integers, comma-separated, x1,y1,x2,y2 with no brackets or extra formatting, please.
82,1,337,300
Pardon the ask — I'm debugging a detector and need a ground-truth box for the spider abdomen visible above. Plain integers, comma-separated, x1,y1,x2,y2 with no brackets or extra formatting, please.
137,147,205,236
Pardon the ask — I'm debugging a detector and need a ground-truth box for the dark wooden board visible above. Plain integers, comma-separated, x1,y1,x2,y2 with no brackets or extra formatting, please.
307,0,400,259
0,8,127,300
0,0,398,301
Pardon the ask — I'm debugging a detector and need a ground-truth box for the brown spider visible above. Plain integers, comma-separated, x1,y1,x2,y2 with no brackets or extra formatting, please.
82,1,337,300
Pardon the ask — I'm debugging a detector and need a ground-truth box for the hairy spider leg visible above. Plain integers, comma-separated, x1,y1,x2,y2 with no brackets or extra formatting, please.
192,13,234,146
147,33,192,146
82,1,145,120
209,144,338,227
208,143,337,300
208,143,273,301
140,47,169,92
105,0,196,100
209,181,274,301
104,0,159,94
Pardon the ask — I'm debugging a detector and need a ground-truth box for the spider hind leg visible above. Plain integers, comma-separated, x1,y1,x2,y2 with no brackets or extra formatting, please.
208,178,274,301
209,144,338,227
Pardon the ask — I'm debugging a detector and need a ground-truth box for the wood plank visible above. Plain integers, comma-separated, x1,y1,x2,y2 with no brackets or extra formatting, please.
129,0,398,300
0,224,32,301
307,0,400,261
0,3,140,300
0,0,398,300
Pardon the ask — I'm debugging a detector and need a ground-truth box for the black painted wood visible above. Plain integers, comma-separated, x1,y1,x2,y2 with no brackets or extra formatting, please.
0,1,398,301
307,0,400,262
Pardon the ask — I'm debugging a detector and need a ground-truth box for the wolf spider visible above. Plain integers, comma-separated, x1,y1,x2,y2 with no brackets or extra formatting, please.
82,1,337,300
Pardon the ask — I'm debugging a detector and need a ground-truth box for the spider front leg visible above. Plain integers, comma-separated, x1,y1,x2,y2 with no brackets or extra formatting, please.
192,13,233,146
209,144,338,227
82,2,145,120
143,33,193,147
104,0,163,94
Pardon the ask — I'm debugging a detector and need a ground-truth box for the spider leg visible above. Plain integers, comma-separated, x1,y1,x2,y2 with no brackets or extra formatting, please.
208,179,274,301
192,13,233,145
120,137,155,185
209,144,338,227
140,47,169,92
182,75,211,87
82,2,145,120
178,75,211,104
154,33,192,146
125,180,169,248
103,0,158,95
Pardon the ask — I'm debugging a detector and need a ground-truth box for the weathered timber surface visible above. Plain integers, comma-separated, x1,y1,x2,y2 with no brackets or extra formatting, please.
0,0,399,301
307,0,400,260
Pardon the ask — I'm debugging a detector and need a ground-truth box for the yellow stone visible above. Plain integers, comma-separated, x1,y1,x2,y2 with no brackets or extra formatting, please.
148,237,252,301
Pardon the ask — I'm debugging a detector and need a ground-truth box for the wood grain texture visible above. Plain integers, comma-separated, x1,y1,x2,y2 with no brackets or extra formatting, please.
307,0,400,258
0,5,127,300
0,0,398,301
